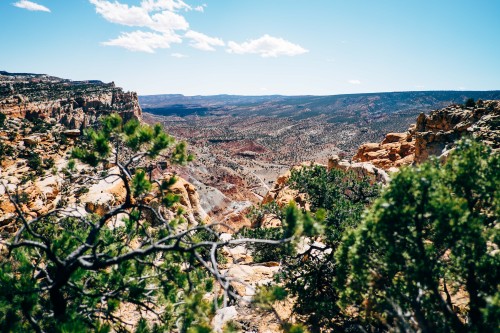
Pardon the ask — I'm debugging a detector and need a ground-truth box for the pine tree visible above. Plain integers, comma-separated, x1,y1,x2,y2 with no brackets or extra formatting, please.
0,115,295,332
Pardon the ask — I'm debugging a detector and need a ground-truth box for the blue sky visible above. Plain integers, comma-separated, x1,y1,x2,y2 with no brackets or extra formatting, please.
1,0,500,95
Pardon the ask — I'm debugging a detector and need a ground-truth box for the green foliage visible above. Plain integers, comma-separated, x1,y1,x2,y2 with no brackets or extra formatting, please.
29,117,52,133
275,166,380,332
43,157,55,169
253,285,288,310
26,151,44,175
336,140,499,332
243,200,324,264
73,114,191,168
247,201,284,228
74,186,89,197
67,159,76,171
237,227,288,263
0,112,6,128
0,115,223,332
465,97,476,108
288,165,378,246
132,169,152,197
14,191,30,205
0,140,14,162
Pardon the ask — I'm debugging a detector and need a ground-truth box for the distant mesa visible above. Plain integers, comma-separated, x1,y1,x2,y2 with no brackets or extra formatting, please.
139,91,500,120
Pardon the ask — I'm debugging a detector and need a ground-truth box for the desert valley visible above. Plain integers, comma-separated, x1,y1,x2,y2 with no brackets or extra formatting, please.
1,0,499,332
1,71,499,332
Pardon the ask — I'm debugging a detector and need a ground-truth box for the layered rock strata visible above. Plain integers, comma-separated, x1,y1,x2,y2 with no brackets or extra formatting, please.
353,100,500,169
0,72,141,130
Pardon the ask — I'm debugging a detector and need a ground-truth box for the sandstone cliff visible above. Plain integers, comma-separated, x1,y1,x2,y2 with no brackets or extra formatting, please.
0,71,141,130
353,100,500,169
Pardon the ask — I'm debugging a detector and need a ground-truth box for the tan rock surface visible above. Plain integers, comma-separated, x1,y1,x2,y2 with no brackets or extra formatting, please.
352,100,500,169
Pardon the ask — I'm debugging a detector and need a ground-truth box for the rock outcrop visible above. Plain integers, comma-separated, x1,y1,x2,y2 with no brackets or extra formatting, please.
0,72,141,130
328,155,391,184
263,163,315,209
0,72,208,234
353,100,500,169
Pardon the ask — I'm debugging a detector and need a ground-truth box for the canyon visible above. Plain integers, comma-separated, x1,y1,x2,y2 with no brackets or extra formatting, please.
1,72,499,332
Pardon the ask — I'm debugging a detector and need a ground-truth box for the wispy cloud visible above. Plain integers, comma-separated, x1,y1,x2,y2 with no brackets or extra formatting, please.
171,52,188,58
185,30,224,51
102,30,181,53
348,79,361,85
193,4,206,12
150,10,189,32
13,0,50,12
227,34,308,58
89,0,152,26
140,0,192,12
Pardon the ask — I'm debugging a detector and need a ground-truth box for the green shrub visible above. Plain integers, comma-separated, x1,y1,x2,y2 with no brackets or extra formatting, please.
0,142,14,162
337,140,499,332
26,152,43,174
236,227,288,263
465,97,476,108
0,113,6,128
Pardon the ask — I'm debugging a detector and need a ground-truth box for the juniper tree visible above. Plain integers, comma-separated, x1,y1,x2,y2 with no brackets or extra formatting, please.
244,165,380,332
281,165,380,332
0,114,299,333
336,140,500,333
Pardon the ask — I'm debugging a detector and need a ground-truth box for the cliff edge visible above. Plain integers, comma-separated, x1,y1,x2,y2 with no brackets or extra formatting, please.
353,100,500,169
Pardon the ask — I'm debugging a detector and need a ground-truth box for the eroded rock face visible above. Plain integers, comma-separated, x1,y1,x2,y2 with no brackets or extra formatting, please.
328,155,391,184
0,72,210,237
262,163,314,210
143,173,210,226
353,100,500,168
0,72,141,130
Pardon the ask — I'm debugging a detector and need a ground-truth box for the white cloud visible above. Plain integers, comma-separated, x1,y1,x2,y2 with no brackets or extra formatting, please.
193,4,206,12
102,30,182,53
348,79,361,85
150,10,189,32
89,0,152,26
185,30,224,51
171,52,188,58
140,0,191,12
13,0,50,12
89,1,308,57
227,34,308,58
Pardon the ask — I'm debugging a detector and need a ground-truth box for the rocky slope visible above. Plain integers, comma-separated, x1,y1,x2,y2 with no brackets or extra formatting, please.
353,100,500,169
0,71,141,129
0,72,284,332
0,72,207,234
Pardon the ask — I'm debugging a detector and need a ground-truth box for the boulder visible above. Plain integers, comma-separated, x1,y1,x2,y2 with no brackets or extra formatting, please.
212,306,238,333
63,129,81,137
23,135,40,145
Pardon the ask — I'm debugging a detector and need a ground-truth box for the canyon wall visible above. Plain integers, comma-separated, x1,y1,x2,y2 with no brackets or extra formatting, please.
0,72,141,130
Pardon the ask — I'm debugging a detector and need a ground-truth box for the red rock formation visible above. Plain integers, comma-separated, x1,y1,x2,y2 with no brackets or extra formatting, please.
353,100,500,169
